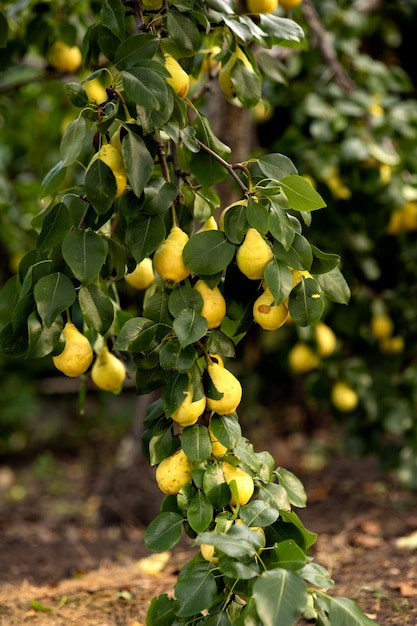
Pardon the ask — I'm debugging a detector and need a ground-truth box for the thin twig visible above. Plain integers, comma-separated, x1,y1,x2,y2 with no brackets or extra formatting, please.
195,139,249,194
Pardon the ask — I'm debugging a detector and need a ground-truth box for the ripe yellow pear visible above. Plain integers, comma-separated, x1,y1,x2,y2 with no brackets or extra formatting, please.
153,226,191,283
200,542,219,564
52,322,93,378
218,48,254,99
88,144,127,198
209,426,228,457
171,384,206,427
236,228,273,280
206,359,242,415
197,216,218,232
247,0,278,13
253,287,289,330
91,345,126,392
288,342,320,374
49,41,82,73
221,461,254,506
331,381,359,412
125,258,155,290
194,279,226,329
164,54,190,99
379,335,404,354
280,0,303,8
201,45,222,74
83,78,107,103
314,321,337,358
155,449,193,494
291,269,313,287
370,314,394,340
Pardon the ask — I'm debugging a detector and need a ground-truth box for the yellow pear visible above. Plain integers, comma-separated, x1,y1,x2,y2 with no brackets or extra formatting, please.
155,449,193,494
52,322,93,378
201,45,222,74
83,78,107,103
218,48,254,99
88,143,127,198
370,314,394,340
221,462,254,506
314,321,337,358
91,345,126,392
171,384,206,427
197,216,218,232
236,228,273,280
153,226,191,283
194,279,226,329
247,0,278,13
49,41,82,73
379,335,404,354
209,426,228,457
288,342,320,374
280,0,303,8
200,542,219,564
291,269,313,287
125,258,155,290
253,287,289,330
164,54,190,99
206,358,242,415
331,381,359,412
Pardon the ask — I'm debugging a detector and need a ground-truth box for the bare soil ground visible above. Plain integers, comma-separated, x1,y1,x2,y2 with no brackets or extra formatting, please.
1,434,417,625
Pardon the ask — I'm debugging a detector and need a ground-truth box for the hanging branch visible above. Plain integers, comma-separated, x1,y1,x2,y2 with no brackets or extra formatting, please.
301,0,356,95
195,139,250,195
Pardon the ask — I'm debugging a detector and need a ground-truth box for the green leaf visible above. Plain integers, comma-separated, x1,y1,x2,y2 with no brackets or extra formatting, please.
36,203,72,252
183,231,236,276
85,158,117,214
197,524,261,560
258,153,298,181
146,594,176,626
223,204,249,245
239,501,279,528
168,285,203,318
329,597,378,625
280,175,326,212
30,600,52,613
78,284,115,334
230,58,262,109
263,540,307,573
114,317,158,352
247,198,269,234
274,511,318,551
268,204,296,251
122,64,171,109
62,229,108,285
159,338,197,372
310,245,341,274
162,371,188,416
101,0,125,42
209,414,241,450
26,311,63,359
142,180,178,216
318,267,351,305
300,562,334,589
187,490,213,533
190,116,231,186
34,273,76,327
166,9,200,52
257,482,291,511
263,259,293,305
122,133,154,198
143,291,172,328
289,276,324,327
273,232,312,270
126,214,166,262
173,309,208,348
203,463,231,508
253,569,308,626
41,160,67,199
259,14,306,48
173,560,217,617
0,10,8,48
147,427,179,466
115,34,159,70
144,511,184,552
275,467,307,508
60,117,86,167
182,425,212,463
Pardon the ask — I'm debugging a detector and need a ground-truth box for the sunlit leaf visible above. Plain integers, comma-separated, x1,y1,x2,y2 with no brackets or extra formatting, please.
252,569,308,626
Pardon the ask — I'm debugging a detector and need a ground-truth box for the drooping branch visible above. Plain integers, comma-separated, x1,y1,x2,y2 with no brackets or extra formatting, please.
195,139,250,195
301,0,356,95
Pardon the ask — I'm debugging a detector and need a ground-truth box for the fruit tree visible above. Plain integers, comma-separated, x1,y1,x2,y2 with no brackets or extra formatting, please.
0,1,379,624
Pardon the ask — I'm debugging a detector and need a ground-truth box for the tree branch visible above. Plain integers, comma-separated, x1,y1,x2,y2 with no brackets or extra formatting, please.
195,139,249,195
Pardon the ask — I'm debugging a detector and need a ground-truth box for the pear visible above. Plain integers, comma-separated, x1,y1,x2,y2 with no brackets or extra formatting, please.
370,314,394,341
49,41,82,74
218,48,254,99
88,143,127,198
197,216,218,232
236,228,273,280
83,78,107,104
125,258,155,290
253,287,289,330
331,381,359,412
206,358,242,415
194,279,226,329
288,342,320,374
91,345,126,392
291,269,313,287
314,321,337,358
155,449,193,494
221,461,254,506
164,54,190,99
171,384,206,427
209,426,228,457
153,226,191,283
52,322,93,378
247,0,278,13
200,542,219,564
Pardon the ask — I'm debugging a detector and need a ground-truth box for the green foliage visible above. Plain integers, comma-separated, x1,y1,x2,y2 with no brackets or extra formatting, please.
0,1,380,624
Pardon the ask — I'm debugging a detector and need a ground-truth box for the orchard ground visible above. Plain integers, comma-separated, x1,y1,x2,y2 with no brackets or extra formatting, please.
0,388,417,626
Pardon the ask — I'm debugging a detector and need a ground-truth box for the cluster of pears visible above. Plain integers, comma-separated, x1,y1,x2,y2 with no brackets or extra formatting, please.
52,321,126,392
246,0,302,12
288,321,337,375
370,313,404,354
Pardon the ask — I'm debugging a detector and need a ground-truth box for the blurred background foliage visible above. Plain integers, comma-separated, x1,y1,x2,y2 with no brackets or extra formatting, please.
2,0,417,486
